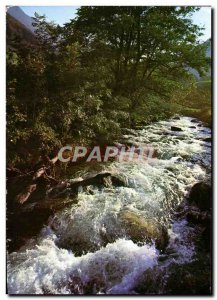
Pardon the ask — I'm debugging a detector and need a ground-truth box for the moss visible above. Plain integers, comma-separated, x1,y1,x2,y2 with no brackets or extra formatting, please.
119,210,169,252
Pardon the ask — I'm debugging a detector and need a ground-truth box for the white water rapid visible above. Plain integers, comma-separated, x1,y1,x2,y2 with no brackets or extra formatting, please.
7,116,211,294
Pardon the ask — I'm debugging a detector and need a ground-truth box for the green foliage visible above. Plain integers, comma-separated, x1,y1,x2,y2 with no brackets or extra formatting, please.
6,7,211,168
181,81,211,125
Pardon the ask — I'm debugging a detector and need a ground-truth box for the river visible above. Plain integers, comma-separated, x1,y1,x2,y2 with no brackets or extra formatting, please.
7,116,212,294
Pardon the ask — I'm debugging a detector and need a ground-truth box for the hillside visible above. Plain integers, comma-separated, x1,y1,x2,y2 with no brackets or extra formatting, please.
7,6,35,33
189,39,211,80
6,14,36,48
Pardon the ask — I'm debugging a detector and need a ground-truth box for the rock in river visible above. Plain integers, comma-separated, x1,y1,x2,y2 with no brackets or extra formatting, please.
203,137,212,143
188,182,212,211
119,210,169,252
171,126,183,132
172,116,181,120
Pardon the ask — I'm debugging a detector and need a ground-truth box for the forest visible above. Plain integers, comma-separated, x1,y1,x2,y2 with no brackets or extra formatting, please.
7,6,211,169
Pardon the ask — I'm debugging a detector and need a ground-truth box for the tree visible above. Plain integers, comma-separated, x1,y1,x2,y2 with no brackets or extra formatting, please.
70,6,209,124
6,6,210,168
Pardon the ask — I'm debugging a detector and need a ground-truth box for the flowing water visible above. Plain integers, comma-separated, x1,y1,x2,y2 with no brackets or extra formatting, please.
7,116,211,294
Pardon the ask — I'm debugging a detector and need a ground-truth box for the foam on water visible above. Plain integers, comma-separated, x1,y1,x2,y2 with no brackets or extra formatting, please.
7,116,211,294
7,237,158,294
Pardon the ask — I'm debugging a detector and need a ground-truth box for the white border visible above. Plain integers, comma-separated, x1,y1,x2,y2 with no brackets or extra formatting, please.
2,0,217,5
0,1,215,299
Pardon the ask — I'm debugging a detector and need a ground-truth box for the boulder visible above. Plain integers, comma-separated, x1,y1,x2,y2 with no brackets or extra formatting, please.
119,210,169,252
188,182,212,211
186,200,211,252
134,267,166,294
15,184,37,204
7,206,54,253
165,260,211,295
6,167,23,178
189,126,196,129
47,172,127,198
134,259,211,295
77,172,127,188
186,209,211,226
171,126,183,132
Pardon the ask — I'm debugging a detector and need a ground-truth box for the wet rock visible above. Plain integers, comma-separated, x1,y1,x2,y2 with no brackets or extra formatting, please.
191,119,198,123
186,208,211,226
48,172,127,198
172,116,181,120
110,174,127,187
189,126,196,129
119,210,169,252
80,172,127,188
7,173,53,210
162,131,170,136
58,238,99,257
54,217,120,256
203,137,212,142
7,193,77,253
186,205,211,252
83,185,95,195
201,222,212,252
188,182,212,211
15,184,37,204
171,126,183,132
67,276,85,294
7,174,33,209
47,181,70,198
6,167,23,178
165,260,212,295
136,258,212,294
84,278,106,295
134,267,166,294
134,233,212,295
7,206,54,253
